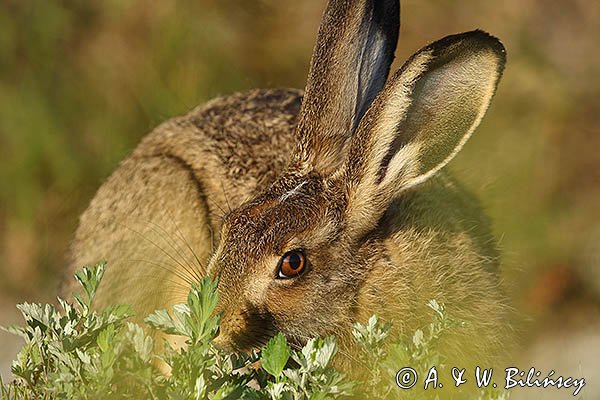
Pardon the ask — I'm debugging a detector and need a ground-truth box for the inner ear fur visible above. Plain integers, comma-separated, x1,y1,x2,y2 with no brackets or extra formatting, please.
343,30,506,231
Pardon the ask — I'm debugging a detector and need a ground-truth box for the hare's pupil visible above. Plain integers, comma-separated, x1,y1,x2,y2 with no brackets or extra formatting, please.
288,253,301,270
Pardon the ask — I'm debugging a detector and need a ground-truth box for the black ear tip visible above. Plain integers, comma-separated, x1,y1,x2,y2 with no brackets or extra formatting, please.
470,29,507,59
427,29,507,69
372,0,401,44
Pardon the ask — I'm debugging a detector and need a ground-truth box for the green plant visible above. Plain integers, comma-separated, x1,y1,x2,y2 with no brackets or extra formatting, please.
1,263,508,399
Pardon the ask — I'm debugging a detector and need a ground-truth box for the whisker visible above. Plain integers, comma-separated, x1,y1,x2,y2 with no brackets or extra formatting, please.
134,274,191,295
209,225,216,254
220,181,232,213
132,269,194,294
207,197,227,219
143,219,204,282
121,223,199,284
155,286,194,301
127,258,195,288
169,215,207,277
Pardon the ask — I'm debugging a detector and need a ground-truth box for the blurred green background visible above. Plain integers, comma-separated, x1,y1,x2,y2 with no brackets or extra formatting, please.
1,0,599,396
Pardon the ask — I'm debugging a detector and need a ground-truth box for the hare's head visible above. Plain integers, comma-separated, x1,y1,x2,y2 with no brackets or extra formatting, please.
208,0,506,352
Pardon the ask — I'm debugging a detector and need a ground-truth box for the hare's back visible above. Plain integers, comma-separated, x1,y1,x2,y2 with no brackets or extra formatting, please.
136,88,303,216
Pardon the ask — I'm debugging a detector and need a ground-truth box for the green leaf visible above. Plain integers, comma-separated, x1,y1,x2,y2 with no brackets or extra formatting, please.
126,323,154,363
73,262,107,311
145,309,179,335
412,329,424,347
261,333,290,378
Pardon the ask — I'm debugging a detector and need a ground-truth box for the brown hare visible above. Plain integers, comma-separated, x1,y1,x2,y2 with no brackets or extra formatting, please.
66,0,509,367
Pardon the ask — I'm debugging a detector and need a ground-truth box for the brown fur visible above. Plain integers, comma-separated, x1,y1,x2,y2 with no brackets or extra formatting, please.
65,0,510,370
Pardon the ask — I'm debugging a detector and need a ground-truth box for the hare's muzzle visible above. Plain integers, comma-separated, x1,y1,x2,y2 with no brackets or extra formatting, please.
213,303,277,352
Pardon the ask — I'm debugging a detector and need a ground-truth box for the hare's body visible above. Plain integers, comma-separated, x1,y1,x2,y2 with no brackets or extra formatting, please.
68,89,505,358
67,0,510,368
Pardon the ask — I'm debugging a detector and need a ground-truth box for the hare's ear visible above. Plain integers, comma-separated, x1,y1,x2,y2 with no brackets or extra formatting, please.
344,30,506,231
295,0,399,175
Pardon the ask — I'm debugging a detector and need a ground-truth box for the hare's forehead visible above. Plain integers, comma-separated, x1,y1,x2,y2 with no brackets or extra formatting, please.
222,178,336,253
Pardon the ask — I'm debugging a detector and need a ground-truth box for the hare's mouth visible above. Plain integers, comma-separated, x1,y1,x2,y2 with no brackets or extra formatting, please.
215,305,278,353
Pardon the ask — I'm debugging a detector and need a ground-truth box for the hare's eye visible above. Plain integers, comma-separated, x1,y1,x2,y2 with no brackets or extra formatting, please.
277,250,307,279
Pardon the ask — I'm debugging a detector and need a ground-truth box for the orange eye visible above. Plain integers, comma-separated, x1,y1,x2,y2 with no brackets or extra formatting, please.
277,250,307,279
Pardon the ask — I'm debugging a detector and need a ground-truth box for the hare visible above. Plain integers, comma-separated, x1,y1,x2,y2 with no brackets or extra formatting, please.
66,0,509,367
